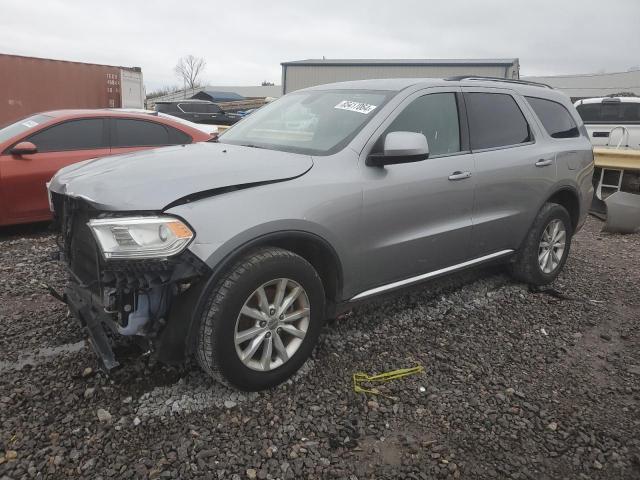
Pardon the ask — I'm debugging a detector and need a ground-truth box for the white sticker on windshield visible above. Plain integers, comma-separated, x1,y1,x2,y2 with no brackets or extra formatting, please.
334,100,377,115
22,120,38,128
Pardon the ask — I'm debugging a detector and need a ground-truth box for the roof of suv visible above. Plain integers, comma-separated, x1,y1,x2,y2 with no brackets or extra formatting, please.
304,76,554,93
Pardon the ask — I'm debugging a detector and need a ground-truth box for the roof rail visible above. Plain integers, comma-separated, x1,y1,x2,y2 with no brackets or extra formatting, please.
445,76,553,89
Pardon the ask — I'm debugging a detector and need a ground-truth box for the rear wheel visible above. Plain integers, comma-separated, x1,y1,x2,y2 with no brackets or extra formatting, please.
196,247,325,391
509,203,573,285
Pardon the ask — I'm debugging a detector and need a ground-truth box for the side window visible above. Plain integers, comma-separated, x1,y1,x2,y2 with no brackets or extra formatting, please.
179,103,221,114
167,126,192,144
385,93,461,156
113,119,170,147
465,92,532,150
526,96,579,139
26,119,106,152
178,103,196,113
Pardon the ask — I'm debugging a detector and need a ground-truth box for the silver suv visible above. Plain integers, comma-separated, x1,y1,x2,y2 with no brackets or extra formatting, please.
49,77,594,390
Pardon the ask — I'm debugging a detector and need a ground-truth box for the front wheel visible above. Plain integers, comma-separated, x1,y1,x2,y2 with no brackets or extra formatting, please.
196,247,325,391
509,203,573,286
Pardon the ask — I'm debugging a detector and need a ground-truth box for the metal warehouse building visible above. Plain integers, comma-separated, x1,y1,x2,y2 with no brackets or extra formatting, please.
281,58,520,93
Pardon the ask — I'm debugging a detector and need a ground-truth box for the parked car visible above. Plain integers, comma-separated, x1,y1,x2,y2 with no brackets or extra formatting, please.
575,96,640,148
155,99,243,126
49,77,593,391
0,110,212,226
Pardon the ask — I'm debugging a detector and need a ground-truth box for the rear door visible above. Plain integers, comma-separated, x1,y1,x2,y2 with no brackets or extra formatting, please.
358,88,476,293
464,88,557,257
0,118,108,222
109,118,192,155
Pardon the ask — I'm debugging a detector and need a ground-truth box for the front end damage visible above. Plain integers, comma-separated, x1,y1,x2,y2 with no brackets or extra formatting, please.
52,193,211,371
591,147,640,233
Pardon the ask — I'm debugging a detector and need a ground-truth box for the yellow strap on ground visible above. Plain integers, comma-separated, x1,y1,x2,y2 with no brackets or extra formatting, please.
353,365,424,398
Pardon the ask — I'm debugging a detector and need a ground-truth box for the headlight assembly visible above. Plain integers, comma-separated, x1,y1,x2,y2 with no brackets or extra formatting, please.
88,216,194,260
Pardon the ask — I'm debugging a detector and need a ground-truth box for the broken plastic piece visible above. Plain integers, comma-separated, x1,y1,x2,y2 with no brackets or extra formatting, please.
603,191,640,234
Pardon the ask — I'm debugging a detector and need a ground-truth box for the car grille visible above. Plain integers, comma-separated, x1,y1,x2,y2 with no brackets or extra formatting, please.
53,192,102,294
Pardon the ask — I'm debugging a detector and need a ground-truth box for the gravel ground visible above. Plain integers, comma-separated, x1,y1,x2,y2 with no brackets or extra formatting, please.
0,216,638,480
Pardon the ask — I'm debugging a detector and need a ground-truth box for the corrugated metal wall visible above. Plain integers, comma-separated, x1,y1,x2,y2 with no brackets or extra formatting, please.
523,70,640,100
120,69,145,108
283,64,519,93
0,54,140,125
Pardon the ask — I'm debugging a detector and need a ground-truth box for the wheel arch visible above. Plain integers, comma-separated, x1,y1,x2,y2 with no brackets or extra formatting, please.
155,230,344,363
545,186,581,230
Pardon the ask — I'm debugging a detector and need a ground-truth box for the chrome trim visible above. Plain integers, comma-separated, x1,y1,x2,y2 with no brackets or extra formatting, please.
350,249,514,301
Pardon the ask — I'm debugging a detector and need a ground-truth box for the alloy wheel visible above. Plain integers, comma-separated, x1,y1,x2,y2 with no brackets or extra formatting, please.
538,219,566,274
234,278,310,371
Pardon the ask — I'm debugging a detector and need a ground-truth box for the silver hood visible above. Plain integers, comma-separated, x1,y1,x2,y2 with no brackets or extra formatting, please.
49,142,314,211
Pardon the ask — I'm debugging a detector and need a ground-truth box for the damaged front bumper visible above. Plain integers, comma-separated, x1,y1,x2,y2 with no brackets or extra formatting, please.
61,252,211,372
64,283,121,371
52,193,212,371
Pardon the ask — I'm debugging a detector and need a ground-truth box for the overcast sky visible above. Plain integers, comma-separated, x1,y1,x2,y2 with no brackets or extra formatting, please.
1,0,639,91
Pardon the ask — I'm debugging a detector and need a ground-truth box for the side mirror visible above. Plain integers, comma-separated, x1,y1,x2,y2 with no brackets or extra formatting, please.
366,131,429,167
10,141,38,156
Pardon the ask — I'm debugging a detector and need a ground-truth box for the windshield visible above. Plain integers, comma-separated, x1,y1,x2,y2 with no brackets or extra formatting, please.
219,90,392,155
0,114,53,143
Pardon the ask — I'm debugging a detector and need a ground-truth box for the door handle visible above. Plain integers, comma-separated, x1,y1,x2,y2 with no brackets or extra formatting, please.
535,159,553,167
448,171,472,181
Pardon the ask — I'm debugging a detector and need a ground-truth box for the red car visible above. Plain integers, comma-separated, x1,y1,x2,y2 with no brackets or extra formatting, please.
0,110,212,226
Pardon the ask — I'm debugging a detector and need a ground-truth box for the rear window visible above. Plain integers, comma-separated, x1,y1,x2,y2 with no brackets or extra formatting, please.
526,97,579,138
465,92,532,150
576,101,640,124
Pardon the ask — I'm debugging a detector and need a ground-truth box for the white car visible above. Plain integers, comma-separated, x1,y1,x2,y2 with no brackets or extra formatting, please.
574,97,640,148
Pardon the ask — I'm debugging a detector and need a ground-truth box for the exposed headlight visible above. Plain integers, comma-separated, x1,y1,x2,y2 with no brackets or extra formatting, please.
88,216,194,260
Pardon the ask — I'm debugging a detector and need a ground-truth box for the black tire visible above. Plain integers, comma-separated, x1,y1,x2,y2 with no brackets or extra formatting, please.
509,203,573,286
196,247,325,391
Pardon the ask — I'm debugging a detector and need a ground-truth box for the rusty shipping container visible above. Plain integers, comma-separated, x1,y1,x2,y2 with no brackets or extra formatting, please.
0,53,144,126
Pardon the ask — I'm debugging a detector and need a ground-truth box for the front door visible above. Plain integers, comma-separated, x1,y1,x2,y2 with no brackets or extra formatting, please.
0,118,109,222
357,89,475,296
